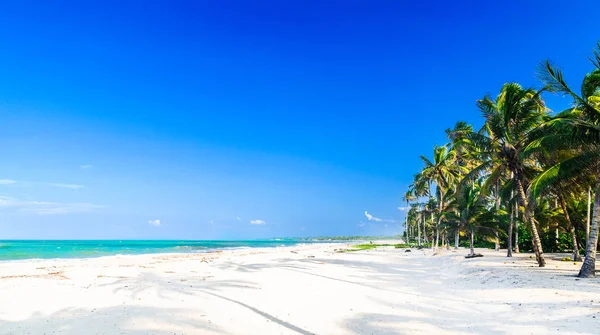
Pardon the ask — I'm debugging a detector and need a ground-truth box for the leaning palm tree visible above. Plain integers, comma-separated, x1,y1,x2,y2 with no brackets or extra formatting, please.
462,83,549,266
532,148,586,261
528,43,600,276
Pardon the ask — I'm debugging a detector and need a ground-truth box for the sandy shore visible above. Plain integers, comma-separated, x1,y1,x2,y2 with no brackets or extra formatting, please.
0,243,599,334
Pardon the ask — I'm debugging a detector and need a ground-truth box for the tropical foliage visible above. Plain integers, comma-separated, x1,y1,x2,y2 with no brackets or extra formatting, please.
402,42,600,278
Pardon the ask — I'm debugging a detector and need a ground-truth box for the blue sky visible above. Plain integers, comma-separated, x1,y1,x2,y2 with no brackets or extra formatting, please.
0,1,598,239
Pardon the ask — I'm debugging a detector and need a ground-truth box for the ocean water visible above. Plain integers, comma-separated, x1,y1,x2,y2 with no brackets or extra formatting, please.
0,239,327,261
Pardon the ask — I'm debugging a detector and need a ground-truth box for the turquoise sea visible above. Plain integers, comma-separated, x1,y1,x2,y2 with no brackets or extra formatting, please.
0,239,329,261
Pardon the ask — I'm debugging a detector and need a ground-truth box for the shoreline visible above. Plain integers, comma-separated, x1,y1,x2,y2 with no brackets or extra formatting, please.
0,242,350,270
0,240,353,263
1,243,598,334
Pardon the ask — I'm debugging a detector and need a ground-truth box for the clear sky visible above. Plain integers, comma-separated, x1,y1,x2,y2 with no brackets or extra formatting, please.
0,1,598,239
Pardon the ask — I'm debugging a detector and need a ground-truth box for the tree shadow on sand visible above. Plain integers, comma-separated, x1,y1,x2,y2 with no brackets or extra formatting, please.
95,274,316,335
342,300,599,335
0,305,225,335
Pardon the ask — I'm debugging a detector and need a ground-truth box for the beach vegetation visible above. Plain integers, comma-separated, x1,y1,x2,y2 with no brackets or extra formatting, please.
402,42,600,277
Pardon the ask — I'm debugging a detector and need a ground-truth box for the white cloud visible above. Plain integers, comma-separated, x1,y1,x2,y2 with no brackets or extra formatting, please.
47,183,84,190
148,219,161,226
0,180,84,189
0,196,102,215
398,207,408,211
236,217,241,221
364,211,382,222
80,165,93,169
250,219,266,225
365,211,398,224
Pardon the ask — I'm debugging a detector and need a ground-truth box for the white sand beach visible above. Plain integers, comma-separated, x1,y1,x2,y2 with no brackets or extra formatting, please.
1,244,599,334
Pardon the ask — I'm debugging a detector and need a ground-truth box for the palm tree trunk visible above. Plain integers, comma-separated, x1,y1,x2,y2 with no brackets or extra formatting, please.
507,182,514,257
554,199,559,251
417,215,422,246
578,181,600,278
421,215,429,244
405,200,411,243
431,212,436,249
515,177,545,267
514,201,520,253
586,186,591,256
558,194,582,262
469,230,475,256
436,188,444,250
570,225,581,262
454,229,459,249
507,202,514,257
494,181,501,251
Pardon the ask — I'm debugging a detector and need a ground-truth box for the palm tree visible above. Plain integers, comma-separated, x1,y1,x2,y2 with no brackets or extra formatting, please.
409,173,432,246
406,204,421,245
463,83,549,266
418,145,466,249
444,181,503,256
446,121,478,249
400,41,600,276
494,173,519,257
402,189,417,243
531,148,586,261
528,43,600,276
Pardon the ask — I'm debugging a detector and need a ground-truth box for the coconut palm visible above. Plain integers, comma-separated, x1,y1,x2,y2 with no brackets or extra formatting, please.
406,203,421,245
418,145,466,249
444,181,503,256
446,121,479,248
408,173,433,245
530,148,587,261
400,41,600,276
402,190,417,242
528,44,600,276
461,83,549,266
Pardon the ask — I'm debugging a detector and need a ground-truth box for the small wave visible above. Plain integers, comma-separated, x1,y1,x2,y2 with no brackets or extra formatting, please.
173,246,207,251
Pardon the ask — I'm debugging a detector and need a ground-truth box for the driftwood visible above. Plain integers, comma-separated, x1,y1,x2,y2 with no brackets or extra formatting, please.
465,253,484,259
404,249,411,252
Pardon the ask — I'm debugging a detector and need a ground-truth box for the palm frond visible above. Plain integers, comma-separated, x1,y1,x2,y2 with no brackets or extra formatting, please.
528,151,599,200
590,41,600,69
581,70,600,99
